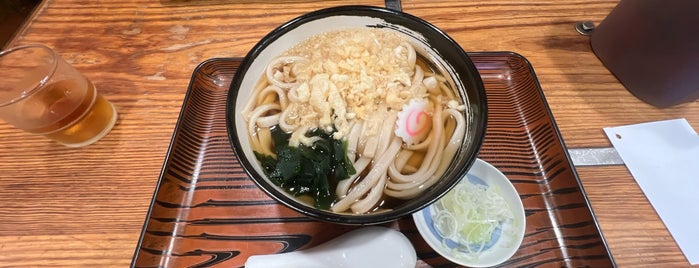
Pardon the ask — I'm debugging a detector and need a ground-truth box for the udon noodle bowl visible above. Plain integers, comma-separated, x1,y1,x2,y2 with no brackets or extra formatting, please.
242,28,467,215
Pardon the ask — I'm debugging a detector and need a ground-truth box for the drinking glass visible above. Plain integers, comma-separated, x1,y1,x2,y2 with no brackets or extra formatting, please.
0,44,117,147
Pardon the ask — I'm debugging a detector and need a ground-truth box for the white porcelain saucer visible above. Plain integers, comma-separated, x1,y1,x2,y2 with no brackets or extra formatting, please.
412,158,526,267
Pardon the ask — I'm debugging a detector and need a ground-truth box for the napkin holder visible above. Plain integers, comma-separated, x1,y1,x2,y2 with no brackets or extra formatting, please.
590,0,699,107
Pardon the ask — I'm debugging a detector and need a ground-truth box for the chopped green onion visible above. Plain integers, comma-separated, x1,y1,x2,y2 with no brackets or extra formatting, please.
432,177,515,260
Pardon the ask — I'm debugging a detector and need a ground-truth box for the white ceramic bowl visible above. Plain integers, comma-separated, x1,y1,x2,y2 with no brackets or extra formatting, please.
412,158,526,267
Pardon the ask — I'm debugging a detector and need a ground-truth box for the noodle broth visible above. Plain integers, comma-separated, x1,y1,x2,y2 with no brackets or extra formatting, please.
228,6,487,225
242,28,468,215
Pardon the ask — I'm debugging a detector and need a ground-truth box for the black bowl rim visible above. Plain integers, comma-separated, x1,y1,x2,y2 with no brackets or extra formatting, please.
225,5,488,225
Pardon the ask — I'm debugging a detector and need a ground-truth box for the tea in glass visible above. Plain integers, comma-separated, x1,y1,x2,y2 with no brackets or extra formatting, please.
0,44,117,147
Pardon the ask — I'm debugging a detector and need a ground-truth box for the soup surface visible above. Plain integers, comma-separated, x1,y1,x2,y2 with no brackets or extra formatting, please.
243,28,467,214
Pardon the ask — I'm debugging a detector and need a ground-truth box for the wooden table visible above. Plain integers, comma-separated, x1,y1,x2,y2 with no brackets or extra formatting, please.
1,0,697,267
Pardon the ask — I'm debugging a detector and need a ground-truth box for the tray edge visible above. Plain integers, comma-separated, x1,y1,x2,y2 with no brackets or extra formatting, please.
129,57,243,268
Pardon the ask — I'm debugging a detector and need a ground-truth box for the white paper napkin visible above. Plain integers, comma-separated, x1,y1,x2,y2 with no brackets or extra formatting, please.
603,118,699,265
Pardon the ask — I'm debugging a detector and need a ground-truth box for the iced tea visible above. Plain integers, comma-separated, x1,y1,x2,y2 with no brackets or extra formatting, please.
0,44,117,147
24,80,117,146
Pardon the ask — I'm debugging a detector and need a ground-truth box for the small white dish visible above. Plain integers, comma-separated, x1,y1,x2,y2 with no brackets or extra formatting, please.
412,158,526,267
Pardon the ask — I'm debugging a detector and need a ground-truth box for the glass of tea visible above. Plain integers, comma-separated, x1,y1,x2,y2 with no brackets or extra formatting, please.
0,44,117,147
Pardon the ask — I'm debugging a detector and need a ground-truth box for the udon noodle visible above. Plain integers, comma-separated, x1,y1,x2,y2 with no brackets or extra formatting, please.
243,28,467,214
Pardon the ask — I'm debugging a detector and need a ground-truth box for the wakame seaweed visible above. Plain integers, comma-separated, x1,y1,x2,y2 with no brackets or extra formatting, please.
254,127,356,209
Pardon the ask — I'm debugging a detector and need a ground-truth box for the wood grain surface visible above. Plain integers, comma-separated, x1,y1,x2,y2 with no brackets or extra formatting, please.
1,0,697,267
